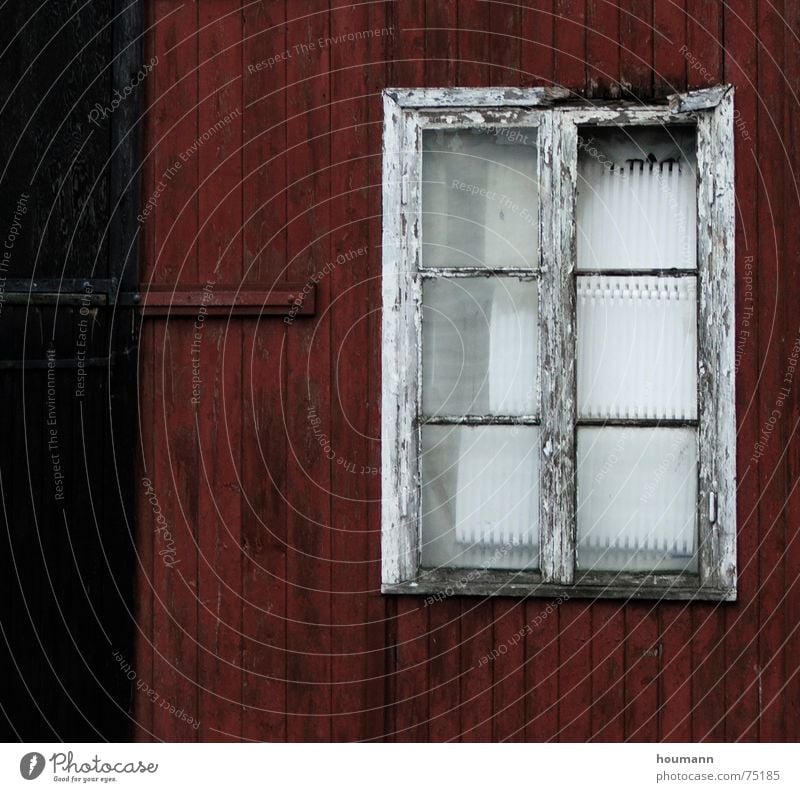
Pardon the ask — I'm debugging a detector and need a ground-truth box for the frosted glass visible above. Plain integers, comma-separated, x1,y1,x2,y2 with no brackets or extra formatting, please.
422,278,538,417
577,275,697,420
420,425,539,570
577,126,697,270
422,127,539,269
577,427,697,572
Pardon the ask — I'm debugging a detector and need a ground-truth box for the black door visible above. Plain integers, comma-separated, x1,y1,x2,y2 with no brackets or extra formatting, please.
0,0,141,741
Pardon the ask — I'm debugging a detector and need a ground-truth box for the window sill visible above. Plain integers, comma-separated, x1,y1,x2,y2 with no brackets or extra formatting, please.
382,568,736,602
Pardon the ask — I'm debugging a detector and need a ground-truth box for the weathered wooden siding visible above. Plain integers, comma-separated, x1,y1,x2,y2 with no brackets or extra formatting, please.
135,0,800,741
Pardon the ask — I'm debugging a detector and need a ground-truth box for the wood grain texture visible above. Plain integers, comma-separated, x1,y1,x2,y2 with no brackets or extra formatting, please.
131,0,800,744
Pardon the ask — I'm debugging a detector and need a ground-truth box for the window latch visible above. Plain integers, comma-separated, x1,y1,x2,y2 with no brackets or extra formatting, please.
709,491,717,525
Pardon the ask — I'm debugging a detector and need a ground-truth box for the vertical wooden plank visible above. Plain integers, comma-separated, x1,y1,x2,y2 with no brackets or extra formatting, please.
241,322,288,743
722,0,760,743
754,0,787,743
780,0,800,743
459,0,490,88
526,596,560,741
658,605,693,741
328,0,385,742
586,0,619,98
149,1,199,742
492,601,526,741
461,600,494,741
390,0,425,88
686,0,722,90
426,0,457,88
366,0,392,743
240,0,289,743
284,0,332,742
243,0,288,285
150,0,198,286
520,0,554,87
553,0,585,91
196,322,243,741
134,323,155,741
619,0,653,97
195,0,243,743
653,0,686,97
557,601,592,740
489,0,521,85
151,321,199,741
393,598,430,740
590,603,625,740
624,605,660,740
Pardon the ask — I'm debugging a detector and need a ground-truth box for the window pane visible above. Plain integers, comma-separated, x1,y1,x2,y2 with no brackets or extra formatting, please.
577,126,696,270
422,278,538,417
577,275,697,420
577,427,697,573
420,425,539,570
422,127,539,269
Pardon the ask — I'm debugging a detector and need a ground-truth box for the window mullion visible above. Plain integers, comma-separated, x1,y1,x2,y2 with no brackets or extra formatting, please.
538,111,577,584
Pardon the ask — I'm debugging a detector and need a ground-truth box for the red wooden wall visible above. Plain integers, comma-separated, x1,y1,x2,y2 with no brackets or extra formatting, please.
135,0,800,741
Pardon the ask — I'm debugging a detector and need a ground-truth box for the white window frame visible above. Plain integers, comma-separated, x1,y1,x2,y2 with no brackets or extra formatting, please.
381,86,736,601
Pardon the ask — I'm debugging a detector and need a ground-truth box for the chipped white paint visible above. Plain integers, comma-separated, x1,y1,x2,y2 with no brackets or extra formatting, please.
381,86,736,600
696,86,737,596
387,86,572,108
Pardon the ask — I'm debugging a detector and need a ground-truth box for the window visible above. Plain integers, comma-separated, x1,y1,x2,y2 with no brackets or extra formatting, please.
381,87,735,600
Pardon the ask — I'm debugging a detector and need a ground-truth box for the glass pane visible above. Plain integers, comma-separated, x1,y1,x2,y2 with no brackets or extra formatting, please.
577,275,697,420
421,425,539,570
422,278,538,417
577,427,697,573
422,127,539,269
577,125,697,270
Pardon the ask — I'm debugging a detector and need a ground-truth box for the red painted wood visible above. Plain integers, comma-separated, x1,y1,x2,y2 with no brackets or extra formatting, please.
722,0,761,743
240,0,290,743
525,596,560,741
686,0,722,90
328,0,385,742
624,604,660,741
658,604,692,741
240,321,288,742
242,0,288,286
150,0,198,286
151,321,199,741
780,0,800,743
460,601,494,741
284,0,333,742
393,599,430,741
619,0,653,97
133,322,154,741
653,0,686,97
754,0,787,743
141,285,315,316
134,0,800,744
553,0,585,91
590,603,625,740
586,0,619,98
558,602,592,740
492,600,526,741
520,0,554,87
148,0,200,743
